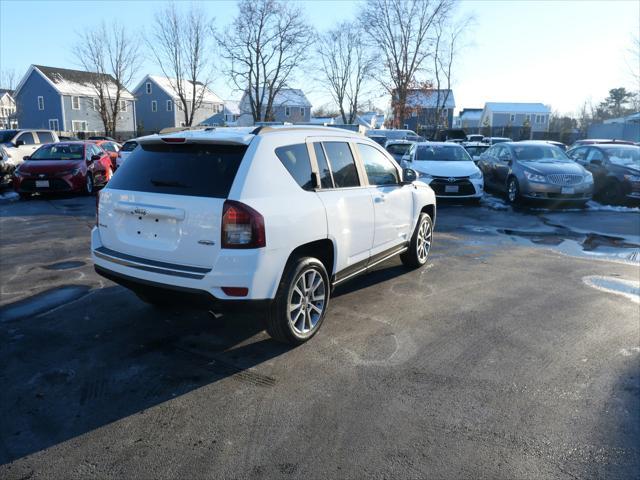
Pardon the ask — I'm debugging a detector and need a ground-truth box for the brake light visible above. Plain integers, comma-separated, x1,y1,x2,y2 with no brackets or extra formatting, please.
95,190,101,227
161,137,186,143
221,200,265,248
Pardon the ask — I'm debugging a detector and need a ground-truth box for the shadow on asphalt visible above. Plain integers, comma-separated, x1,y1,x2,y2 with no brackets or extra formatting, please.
0,285,293,465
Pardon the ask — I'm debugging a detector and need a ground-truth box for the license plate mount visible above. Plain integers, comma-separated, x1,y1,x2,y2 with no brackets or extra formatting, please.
445,185,459,193
561,187,575,194
35,180,50,188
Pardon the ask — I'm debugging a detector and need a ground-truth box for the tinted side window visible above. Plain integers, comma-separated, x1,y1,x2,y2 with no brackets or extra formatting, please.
36,131,54,143
275,143,314,191
121,141,138,152
313,143,333,188
102,142,118,153
323,142,360,188
17,132,35,145
357,144,399,186
586,149,604,163
107,143,247,198
568,147,588,164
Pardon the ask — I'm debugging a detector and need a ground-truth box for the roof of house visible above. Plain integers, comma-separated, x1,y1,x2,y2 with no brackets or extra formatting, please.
224,100,241,116
484,102,550,114
0,89,14,97
19,65,135,99
603,111,640,124
241,88,312,108
405,89,455,109
138,75,222,104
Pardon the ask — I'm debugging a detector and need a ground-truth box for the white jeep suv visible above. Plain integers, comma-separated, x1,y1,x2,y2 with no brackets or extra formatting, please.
92,126,436,344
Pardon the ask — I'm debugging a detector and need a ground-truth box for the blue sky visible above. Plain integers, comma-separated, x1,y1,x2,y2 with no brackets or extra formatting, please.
1,0,638,116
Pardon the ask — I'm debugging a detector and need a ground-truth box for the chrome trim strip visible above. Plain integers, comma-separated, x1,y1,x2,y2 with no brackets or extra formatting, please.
94,250,206,279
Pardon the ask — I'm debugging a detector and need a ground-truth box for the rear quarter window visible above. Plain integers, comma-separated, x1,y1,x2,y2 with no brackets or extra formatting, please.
275,143,314,191
107,143,247,198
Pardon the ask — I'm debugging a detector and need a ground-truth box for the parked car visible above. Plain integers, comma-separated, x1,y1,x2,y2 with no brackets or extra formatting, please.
384,139,415,162
466,134,484,143
92,126,436,344
434,129,466,143
0,129,59,177
401,142,483,201
117,140,138,168
90,139,121,170
566,144,640,204
482,136,512,145
462,142,490,161
367,129,422,142
13,141,112,198
88,136,118,142
477,141,593,205
368,135,387,147
522,140,567,151
58,135,81,141
569,138,635,149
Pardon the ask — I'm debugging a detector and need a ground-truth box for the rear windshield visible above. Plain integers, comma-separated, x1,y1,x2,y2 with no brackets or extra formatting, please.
121,141,138,152
107,143,247,198
386,143,412,155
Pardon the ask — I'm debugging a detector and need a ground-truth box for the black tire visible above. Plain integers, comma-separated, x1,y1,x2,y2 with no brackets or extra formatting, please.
266,256,330,345
400,212,433,268
84,173,94,195
600,181,623,205
506,176,520,204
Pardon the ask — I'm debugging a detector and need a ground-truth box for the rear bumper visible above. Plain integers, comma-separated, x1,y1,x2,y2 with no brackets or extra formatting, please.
94,265,270,312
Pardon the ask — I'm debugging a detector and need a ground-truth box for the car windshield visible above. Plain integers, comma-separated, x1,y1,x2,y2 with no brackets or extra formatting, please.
512,145,570,162
29,144,84,161
415,145,472,161
604,147,640,167
0,130,18,144
386,143,412,155
465,146,488,157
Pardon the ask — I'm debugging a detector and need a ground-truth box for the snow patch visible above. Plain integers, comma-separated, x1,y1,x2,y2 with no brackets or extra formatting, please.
0,191,19,203
583,276,640,304
585,201,640,213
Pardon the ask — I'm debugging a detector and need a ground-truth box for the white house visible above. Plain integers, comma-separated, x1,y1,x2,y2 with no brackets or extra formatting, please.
0,89,17,129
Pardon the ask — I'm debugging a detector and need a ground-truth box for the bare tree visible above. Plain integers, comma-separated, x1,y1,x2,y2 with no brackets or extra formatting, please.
0,69,17,90
362,0,453,128
74,23,141,137
147,4,215,126
217,0,313,122
317,22,376,124
432,16,472,129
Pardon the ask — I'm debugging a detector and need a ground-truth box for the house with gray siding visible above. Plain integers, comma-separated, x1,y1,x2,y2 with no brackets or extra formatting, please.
479,102,550,139
457,108,483,131
238,88,312,125
397,89,455,134
200,100,241,127
133,75,223,134
0,89,18,129
13,65,135,139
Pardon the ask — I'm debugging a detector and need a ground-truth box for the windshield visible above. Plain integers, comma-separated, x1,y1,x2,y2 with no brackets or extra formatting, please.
604,147,640,167
512,145,570,162
0,130,18,144
30,144,84,161
386,143,412,156
465,145,488,157
415,145,472,161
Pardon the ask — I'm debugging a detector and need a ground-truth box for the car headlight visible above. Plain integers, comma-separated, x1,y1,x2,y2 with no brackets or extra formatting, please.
417,172,432,181
524,170,546,182
624,174,640,182
584,171,594,183
13,167,25,177
469,171,483,180
59,168,81,176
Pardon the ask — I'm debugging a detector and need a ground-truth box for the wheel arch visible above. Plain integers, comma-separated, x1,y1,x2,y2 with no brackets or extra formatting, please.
275,238,336,295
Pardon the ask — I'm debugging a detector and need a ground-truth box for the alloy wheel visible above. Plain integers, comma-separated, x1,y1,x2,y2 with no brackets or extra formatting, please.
288,268,326,336
86,175,93,194
416,218,432,263
508,180,517,202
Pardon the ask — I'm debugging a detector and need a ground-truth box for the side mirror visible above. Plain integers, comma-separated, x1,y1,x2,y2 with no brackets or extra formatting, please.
402,168,418,183
15,140,25,147
90,154,101,162
23,155,30,161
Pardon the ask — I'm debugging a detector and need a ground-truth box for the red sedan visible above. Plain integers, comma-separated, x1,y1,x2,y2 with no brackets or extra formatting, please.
13,142,112,198
89,140,121,170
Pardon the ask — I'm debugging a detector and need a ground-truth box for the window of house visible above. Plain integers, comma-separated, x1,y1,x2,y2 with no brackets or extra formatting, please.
72,120,88,132
510,114,515,123
120,100,127,112
525,114,531,123
313,143,334,188
37,96,44,110
285,106,291,117
411,110,417,118
71,96,81,110
151,100,157,112
219,104,224,113
275,143,314,191
167,100,173,111
300,107,305,117
146,82,152,94
177,102,183,111
48,119,60,131
357,144,399,186
93,98,100,111
323,142,360,188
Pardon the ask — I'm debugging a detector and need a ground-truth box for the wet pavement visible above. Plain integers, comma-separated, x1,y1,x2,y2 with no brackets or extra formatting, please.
0,193,639,479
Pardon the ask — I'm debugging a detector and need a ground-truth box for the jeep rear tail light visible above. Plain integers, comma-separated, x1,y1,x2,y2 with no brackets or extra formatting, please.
221,200,265,248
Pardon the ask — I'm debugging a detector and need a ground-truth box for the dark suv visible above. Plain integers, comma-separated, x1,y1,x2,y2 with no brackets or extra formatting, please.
567,144,640,204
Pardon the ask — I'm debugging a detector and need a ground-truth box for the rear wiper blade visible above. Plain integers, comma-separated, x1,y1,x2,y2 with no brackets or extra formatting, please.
150,179,189,188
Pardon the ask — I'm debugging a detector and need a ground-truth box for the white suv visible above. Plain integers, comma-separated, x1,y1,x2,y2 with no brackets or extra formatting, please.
0,129,60,176
92,126,436,344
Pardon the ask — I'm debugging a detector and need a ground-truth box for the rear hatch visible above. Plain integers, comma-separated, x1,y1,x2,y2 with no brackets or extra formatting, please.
99,138,249,269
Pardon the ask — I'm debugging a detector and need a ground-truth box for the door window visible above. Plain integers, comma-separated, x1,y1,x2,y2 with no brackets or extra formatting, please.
568,147,588,164
275,143,315,191
357,144,399,186
36,131,55,143
17,132,35,145
586,149,604,164
323,142,360,188
313,143,334,189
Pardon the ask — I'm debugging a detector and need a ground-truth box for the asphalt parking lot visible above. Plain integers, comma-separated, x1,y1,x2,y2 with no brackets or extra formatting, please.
1,194,639,479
